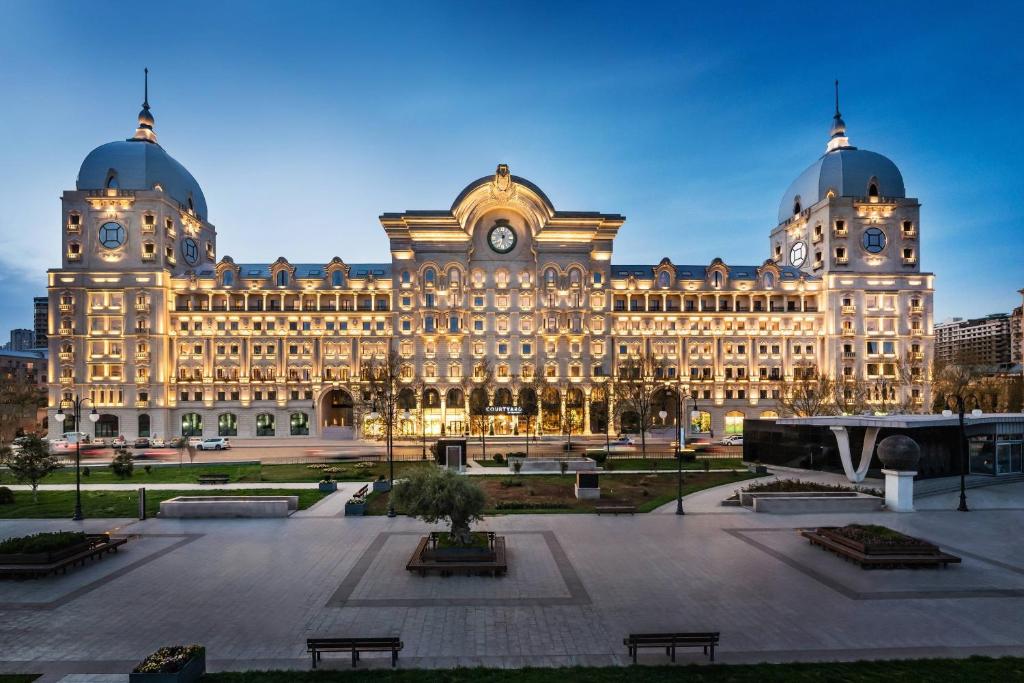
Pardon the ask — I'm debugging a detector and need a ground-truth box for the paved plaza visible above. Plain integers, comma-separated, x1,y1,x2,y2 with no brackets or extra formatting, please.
1,479,1024,681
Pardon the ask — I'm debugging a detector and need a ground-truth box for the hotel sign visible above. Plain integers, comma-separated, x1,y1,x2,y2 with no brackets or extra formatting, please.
484,405,523,416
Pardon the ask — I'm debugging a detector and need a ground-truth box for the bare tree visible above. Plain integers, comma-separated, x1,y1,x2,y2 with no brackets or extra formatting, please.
613,347,667,458
517,374,542,459
833,376,871,416
778,364,837,417
361,341,403,516
467,358,493,460
869,353,926,415
933,361,983,512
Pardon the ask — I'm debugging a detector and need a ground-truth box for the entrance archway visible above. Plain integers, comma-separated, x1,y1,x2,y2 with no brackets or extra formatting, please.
320,388,354,427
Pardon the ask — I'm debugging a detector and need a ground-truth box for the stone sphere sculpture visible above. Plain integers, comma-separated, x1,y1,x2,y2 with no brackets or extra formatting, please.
877,434,921,471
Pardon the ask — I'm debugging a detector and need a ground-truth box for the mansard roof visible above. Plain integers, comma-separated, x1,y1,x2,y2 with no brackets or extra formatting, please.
610,263,812,281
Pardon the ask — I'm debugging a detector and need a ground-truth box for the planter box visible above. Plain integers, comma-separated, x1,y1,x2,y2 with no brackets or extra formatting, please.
344,501,366,516
129,652,205,683
0,537,97,565
421,546,498,563
318,481,338,493
817,527,939,556
372,480,392,493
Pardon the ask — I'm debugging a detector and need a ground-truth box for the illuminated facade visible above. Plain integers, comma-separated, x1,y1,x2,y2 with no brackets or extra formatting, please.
47,89,934,440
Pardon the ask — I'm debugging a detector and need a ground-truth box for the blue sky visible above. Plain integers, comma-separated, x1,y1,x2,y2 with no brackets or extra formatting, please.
1,0,1022,337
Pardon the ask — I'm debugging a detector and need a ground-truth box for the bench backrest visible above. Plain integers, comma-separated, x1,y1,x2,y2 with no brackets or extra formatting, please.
308,637,400,646
354,485,369,497
627,632,719,642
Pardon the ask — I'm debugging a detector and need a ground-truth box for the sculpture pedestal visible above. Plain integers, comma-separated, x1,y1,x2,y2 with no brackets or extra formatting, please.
883,469,916,512
574,484,600,500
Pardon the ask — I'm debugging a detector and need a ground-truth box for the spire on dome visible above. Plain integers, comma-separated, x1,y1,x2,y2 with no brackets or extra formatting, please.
131,68,158,143
826,79,850,152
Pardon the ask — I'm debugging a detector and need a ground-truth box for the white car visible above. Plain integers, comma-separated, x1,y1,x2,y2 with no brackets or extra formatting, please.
187,437,204,448
719,435,744,446
150,436,166,448
198,437,231,451
610,436,635,446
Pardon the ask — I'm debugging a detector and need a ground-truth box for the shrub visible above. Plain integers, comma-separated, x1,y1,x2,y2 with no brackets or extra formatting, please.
559,460,569,476
132,645,205,674
512,460,523,475
110,451,134,479
391,468,486,546
495,501,569,511
143,465,152,475
499,478,523,488
82,466,91,477
604,460,615,471
590,450,607,465
0,531,87,555
0,486,14,504
493,453,505,464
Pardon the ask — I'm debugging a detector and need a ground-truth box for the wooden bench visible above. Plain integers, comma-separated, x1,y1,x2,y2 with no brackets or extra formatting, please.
352,484,369,499
595,504,636,515
624,631,720,663
197,474,230,485
307,636,403,668
0,535,128,579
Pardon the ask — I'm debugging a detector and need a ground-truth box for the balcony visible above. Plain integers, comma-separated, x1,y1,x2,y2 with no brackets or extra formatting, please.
136,351,150,363
842,351,856,359
60,376,74,385
812,232,823,243
59,327,74,336
841,305,856,314
902,256,918,265
142,252,156,262
135,400,150,409
812,260,823,270
58,351,73,361
135,302,150,313
902,227,918,239
134,327,150,335
834,256,849,265
66,251,81,262
841,328,856,337
833,226,848,237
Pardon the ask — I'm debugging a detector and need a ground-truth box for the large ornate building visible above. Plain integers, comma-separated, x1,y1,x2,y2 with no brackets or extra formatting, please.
47,86,934,441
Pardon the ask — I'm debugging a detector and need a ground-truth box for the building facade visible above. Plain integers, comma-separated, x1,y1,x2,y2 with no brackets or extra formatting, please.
34,296,49,348
7,329,36,352
935,313,1012,367
47,89,934,440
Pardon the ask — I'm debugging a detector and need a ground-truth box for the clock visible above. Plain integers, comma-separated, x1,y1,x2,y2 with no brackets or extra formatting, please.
181,237,199,265
487,222,516,254
789,241,807,267
98,221,126,249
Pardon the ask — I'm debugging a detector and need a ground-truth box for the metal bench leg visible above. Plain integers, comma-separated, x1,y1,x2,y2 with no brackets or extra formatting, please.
710,643,715,662
352,648,358,667
632,646,637,664
311,650,317,669
671,645,676,663
392,648,398,667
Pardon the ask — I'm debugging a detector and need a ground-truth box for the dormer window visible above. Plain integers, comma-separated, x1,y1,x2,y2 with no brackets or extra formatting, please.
222,271,234,287
763,272,774,289
105,171,119,189
657,271,670,288
868,182,879,198
332,270,344,287
792,197,801,214
276,271,288,287
712,271,723,289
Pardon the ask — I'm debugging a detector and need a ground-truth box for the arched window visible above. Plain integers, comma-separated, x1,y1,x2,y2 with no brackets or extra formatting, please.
763,272,774,289
448,268,460,288
138,414,151,438
424,267,436,285
868,182,879,197
181,413,203,437
793,197,801,214
544,268,557,286
658,271,670,288
569,268,582,287
401,270,411,284
725,411,745,435
276,271,288,287
222,271,233,287
256,413,276,437
760,410,779,419
290,412,309,436
218,413,237,436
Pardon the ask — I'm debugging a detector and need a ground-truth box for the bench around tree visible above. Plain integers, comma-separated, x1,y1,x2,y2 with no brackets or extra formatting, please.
623,631,720,663
306,637,403,668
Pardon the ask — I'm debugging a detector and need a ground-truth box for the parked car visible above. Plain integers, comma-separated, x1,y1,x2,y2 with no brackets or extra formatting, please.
111,435,128,449
719,434,743,446
187,437,204,448
149,436,166,448
610,436,635,446
133,437,151,449
198,437,231,451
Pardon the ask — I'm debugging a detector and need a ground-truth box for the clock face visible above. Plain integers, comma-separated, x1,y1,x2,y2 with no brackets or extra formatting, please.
488,223,516,253
789,241,807,267
98,221,125,249
181,237,199,265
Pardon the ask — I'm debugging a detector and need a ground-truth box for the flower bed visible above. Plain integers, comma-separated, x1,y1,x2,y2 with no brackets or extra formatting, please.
727,479,882,501
131,645,205,683
0,531,93,564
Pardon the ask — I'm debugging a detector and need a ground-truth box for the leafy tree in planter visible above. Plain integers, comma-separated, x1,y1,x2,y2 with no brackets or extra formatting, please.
111,450,134,479
0,435,59,502
392,467,485,547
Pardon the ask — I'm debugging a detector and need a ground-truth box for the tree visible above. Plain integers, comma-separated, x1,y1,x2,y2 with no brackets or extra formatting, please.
517,376,541,458
392,467,486,546
0,435,59,502
467,358,493,460
934,361,982,512
561,383,585,452
362,341,404,514
833,376,871,416
172,437,197,468
869,353,927,415
613,347,668,458
110,450,134,478
778,364,837,417
0,372,44,445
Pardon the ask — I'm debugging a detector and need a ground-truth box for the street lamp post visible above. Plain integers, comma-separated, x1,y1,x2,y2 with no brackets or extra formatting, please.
956,397,969,512
53,396,99,521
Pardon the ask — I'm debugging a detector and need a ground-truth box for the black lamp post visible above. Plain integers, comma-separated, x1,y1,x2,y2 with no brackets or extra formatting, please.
54,396,99,521
676,394,697,516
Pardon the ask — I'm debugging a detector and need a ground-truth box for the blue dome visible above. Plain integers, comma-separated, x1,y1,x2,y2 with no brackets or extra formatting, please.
777,147,904,224
77,140,208,220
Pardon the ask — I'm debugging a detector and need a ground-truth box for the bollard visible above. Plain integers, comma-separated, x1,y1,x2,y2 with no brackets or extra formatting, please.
138,487,146,520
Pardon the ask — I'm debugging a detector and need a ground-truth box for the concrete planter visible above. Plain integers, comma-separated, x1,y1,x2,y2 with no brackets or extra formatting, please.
318,481,338,493
344,501,366,516
741,491,883,514
129,651,205,683
373,480,392,493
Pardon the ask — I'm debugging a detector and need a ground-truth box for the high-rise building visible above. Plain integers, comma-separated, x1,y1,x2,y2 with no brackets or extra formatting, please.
46,81,933,441
34,296,49,348
1012,291,1023,367
8,328,35,352
935,313,1012,367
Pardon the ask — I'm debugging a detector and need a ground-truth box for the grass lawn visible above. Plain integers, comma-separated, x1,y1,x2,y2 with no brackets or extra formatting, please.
201,657,1024,682
0,488,328,519
0,461,431,487
0,676,38,683
366,471,758,515
474,459,510,468
604,458,744,471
